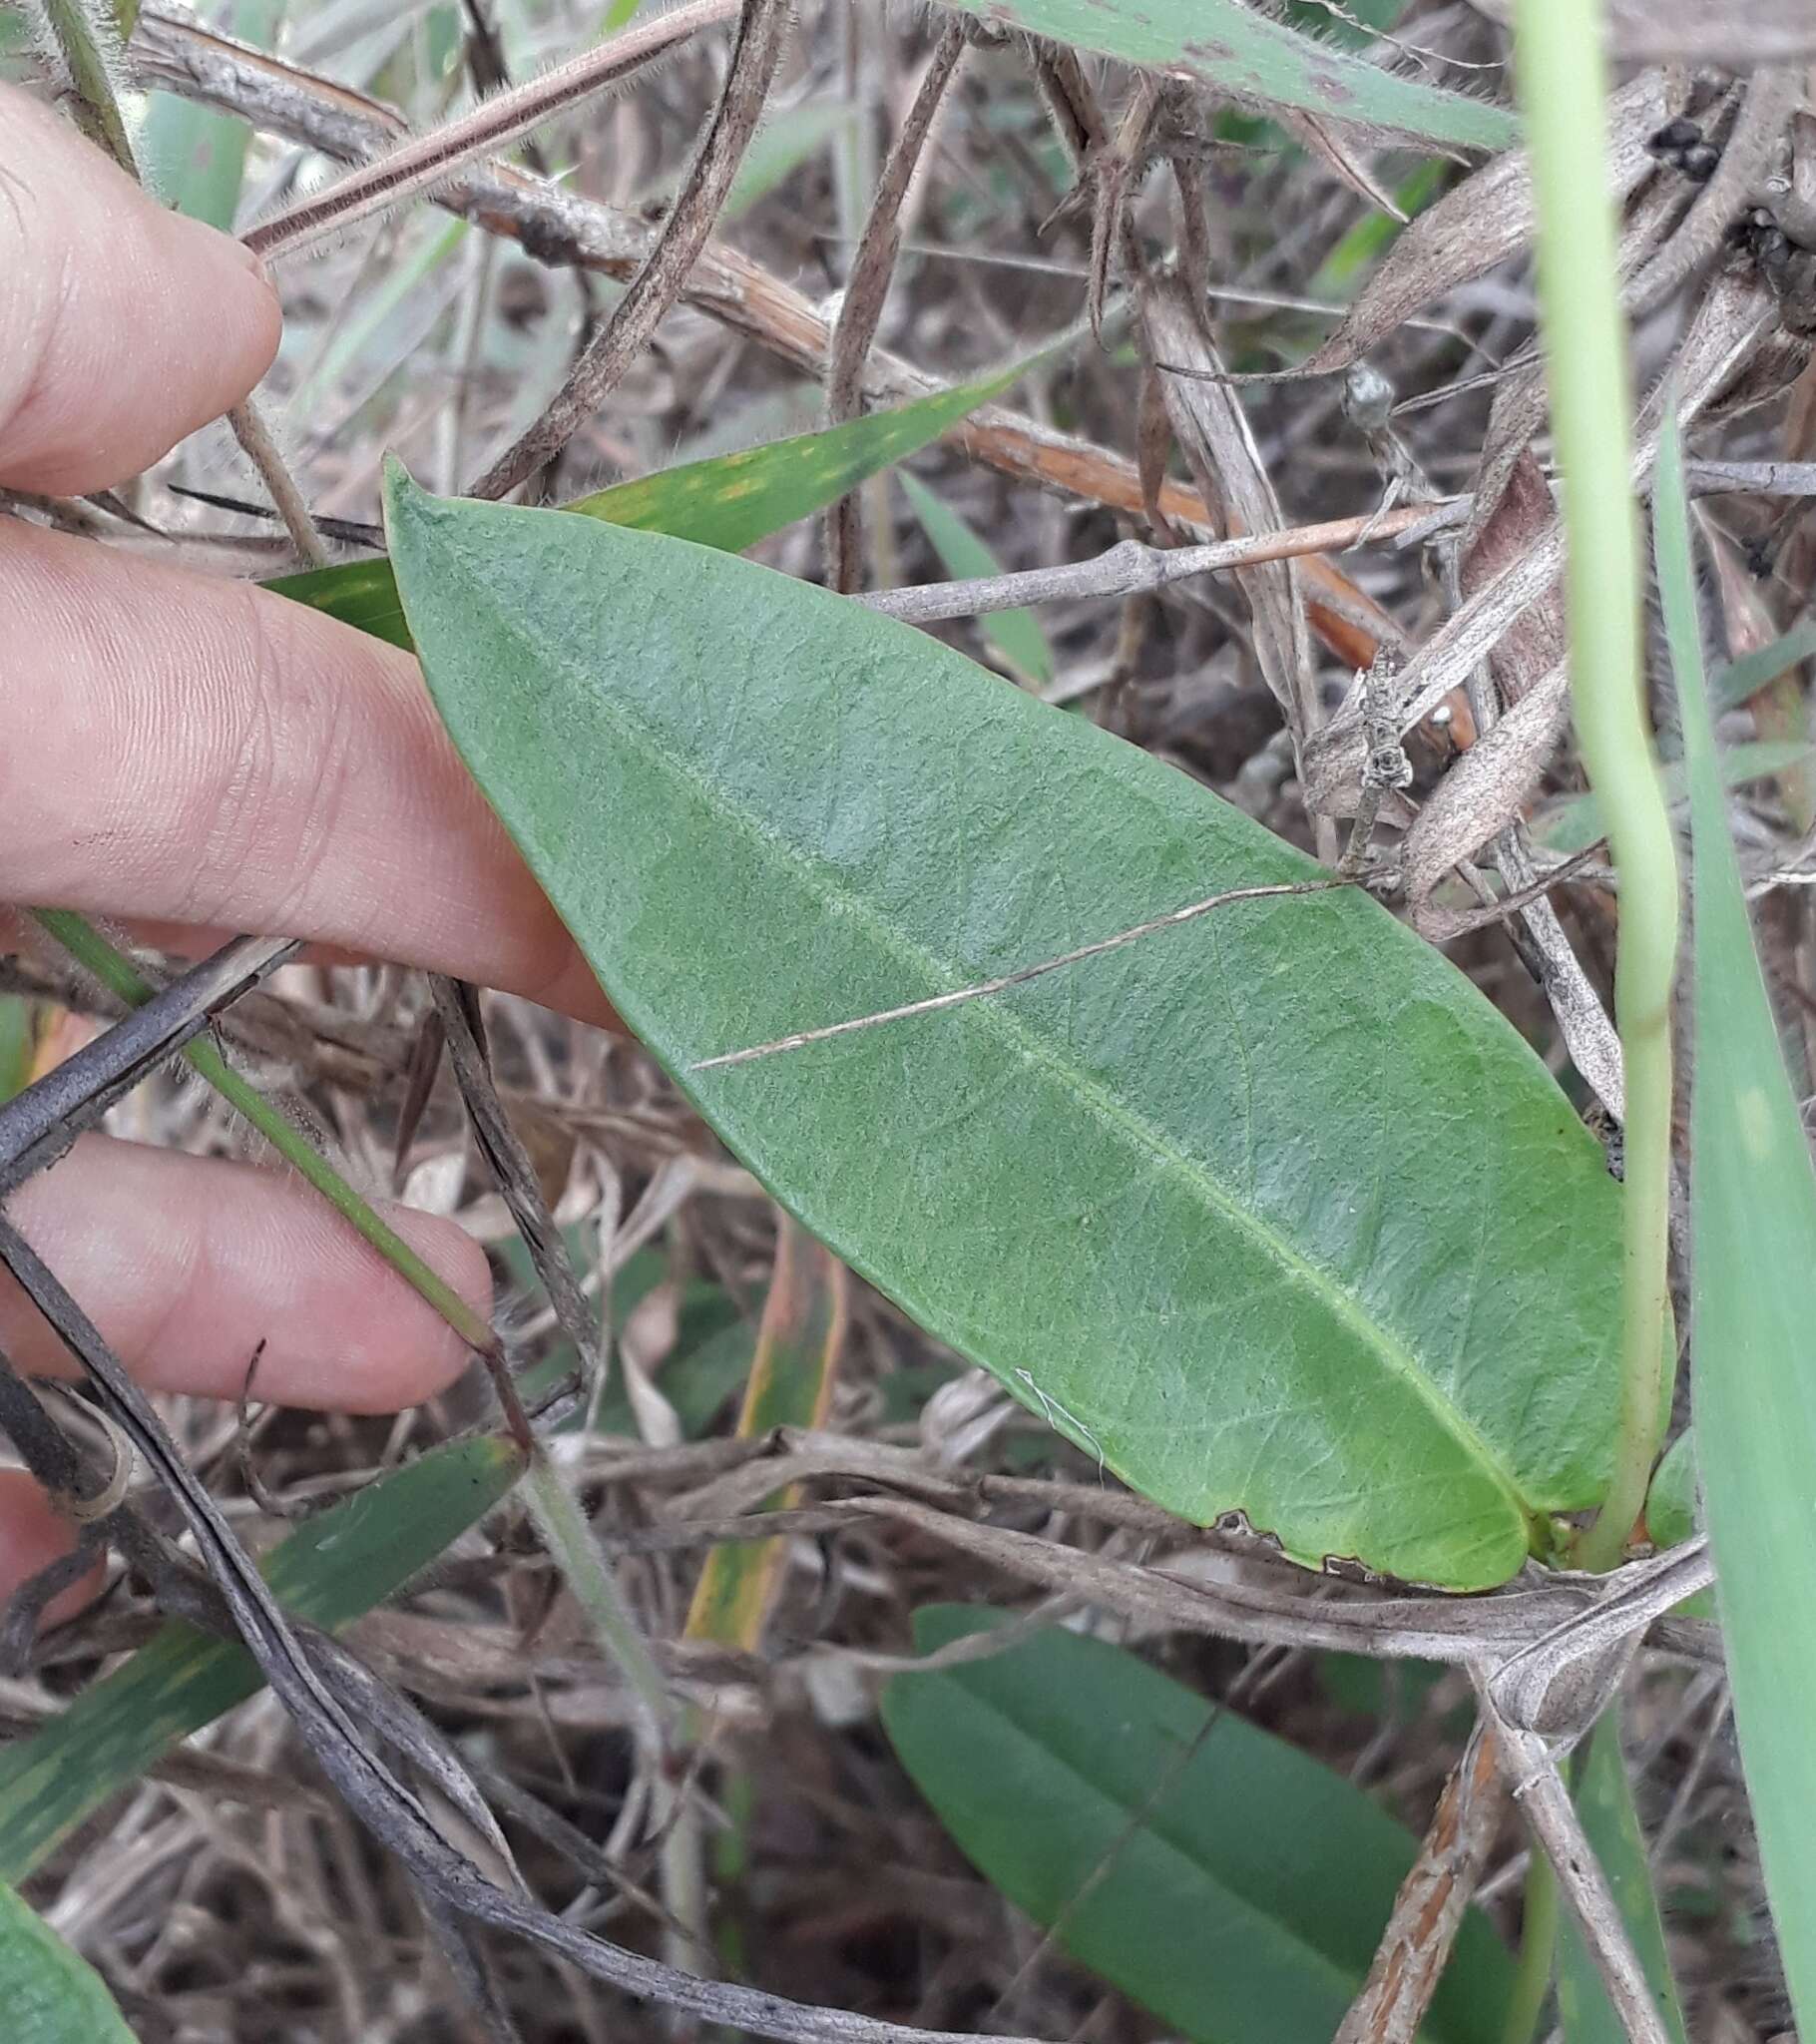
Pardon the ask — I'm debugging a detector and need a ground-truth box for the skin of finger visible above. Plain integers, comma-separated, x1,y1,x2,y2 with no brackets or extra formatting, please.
0,84,281,493
1,520,615,1024
0,1469,104,1626
0,1134,492,1408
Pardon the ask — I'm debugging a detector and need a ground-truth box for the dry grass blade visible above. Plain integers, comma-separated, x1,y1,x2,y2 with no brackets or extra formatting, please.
1627,69,1804,317
1315,260,1780,786
1403,666,1570,938
468,0,790,500
1295,72,1671,380
0,934,297,1195
1331,1725,1507,2044
1475,1683,1677,2044
0,1220,1055,2044
246,0,738,262
1487,1542,1713,1738
861,502,1442,624
1144,273,1320,763
825,21,968,591
129,7,1401,669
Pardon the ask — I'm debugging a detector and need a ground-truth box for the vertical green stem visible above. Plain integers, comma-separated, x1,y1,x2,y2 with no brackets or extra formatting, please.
1499,1857,1559,2044
1513,0,1678,1575
34,0,139,172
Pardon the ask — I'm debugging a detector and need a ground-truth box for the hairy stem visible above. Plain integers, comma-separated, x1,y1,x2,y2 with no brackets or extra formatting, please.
1513,0,1677,1575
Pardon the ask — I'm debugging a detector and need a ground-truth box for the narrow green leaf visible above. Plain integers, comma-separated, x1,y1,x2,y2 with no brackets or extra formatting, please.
928,0,1516,151
724,99,856,219
1532,741,1814,856
684,1220,845,1649
142,0,284,228
1558,1707,1687,2044
0,1884,135,2042
1710,621,1816,718
1308,158,1448,297
0,1435,523,1881
882,1607,1513,2044
268,363,1024,648
899,471,1052,688
287,214,470,418
1661,410,1816,2026
387,469,1629,1589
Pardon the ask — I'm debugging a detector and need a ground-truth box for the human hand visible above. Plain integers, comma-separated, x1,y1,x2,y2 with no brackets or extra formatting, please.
0,85,603,1614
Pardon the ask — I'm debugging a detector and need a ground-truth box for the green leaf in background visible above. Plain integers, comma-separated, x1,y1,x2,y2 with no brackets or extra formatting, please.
0,997,35,1104
725,98,856,219
882,1607,1513,2044
286,214,470,419
1532,741,1814,856
0,1883,135,2043
1640,1434,1712,1620
1644,1430,1696,1550
1710,621,1816,718
1558,1707,1687,2044
684,1220,845,1649
0,1435,523,1881
505,1236,755,1432
927,0,1516,151
142,0,285,228
1661,411,1816,2027
899,471,1053,688
386,469,1630,1589
268,362,1025,647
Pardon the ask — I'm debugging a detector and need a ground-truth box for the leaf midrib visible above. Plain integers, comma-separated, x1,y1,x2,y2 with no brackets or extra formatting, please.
440,514,1530,1535
900,1673,1377,2019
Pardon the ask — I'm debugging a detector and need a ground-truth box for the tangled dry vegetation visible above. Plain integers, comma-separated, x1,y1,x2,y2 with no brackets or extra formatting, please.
3,1,1815,2039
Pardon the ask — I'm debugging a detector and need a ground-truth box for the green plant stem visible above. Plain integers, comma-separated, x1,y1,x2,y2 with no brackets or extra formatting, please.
1513,0,1678,1575
520,1449,672,1745
33,0,139,171
31,909,496,1357
1499,1856,1559,2044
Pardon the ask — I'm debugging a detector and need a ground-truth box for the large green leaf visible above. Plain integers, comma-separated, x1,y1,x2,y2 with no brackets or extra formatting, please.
0,1885,135,2042
0,1435,523,1881
1662,416,1816,2023
386,470,1628,1589
882,1607,1512,2044
928,0,1516,152
268,364,1022,648
1558,1707,1687,2044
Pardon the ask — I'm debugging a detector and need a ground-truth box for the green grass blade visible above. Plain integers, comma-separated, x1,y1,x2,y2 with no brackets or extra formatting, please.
0,1435,524,1881
31,908,494,1355
1710,621,1816,718
928,0,1515,151
898,472,1052,688
683,1220,844,1650
0,1883,135,2041
882,1607,1513,2044
268,361,1028,648
1660,409,1816,2026
1558,1707,1687,2044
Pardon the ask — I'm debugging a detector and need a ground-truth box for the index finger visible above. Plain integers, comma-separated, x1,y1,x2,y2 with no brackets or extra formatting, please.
0,83,280,492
